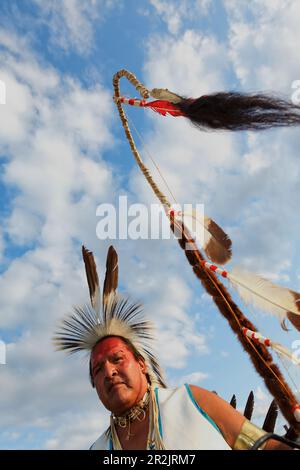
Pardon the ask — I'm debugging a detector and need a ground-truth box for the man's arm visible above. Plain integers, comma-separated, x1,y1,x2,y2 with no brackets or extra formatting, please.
189,385,292,450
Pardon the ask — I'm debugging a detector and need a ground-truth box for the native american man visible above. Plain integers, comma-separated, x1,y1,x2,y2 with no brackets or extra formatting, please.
54,246,292,450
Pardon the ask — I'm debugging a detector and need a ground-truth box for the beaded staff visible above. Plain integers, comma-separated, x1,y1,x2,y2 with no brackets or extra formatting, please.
113,69,300,434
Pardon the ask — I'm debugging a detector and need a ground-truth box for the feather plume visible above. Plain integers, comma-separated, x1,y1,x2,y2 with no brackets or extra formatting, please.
82,246,100,313
103,245,118,311
229,267,300,331
263,400,278,432
175,209,232,265
243,391,254,419
203,216,232,265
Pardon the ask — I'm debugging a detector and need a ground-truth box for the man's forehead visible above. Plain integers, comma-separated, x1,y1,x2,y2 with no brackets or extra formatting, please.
91,337,129,362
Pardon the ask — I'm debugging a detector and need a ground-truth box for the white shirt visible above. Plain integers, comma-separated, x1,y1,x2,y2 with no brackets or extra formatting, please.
90,384,231,450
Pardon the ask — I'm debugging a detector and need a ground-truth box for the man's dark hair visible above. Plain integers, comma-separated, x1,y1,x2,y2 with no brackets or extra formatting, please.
89,335,146,388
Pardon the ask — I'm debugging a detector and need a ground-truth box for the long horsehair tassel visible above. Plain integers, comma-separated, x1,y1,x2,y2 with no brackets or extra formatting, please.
263,400,278,432
201,260,300,332
120,91,300,132
82,246,101,313
176,92,300,131
243,391,254,420
230,394,237,409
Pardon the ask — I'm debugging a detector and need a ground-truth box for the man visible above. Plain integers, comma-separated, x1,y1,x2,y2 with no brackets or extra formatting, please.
54,246,292,450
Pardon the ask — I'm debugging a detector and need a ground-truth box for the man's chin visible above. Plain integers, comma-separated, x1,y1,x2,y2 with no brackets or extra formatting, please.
109,392,135,415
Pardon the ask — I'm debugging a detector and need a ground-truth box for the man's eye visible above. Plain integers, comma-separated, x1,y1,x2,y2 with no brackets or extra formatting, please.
114,357,122,363
94,364,103,375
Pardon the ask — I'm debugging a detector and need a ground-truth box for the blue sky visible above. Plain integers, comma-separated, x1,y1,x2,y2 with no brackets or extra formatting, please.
0,0,300,449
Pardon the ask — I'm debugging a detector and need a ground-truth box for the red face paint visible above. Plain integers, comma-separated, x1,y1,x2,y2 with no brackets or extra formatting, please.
91,337,148,415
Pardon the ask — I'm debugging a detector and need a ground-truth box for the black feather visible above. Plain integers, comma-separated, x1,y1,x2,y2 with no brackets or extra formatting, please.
262,399,278,432
243,391,254,419
230,394,237,409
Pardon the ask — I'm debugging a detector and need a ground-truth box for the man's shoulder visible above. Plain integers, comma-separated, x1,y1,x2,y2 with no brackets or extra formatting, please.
157,383,207,398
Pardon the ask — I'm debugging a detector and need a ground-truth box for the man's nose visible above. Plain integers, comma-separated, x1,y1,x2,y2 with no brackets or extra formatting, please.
103,361,117,378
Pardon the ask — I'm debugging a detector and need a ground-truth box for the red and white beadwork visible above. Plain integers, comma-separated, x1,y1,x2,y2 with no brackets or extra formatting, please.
200,260,228,278
242,327,271,347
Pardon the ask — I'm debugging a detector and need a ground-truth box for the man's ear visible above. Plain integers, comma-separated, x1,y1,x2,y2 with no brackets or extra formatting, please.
138,357,147,374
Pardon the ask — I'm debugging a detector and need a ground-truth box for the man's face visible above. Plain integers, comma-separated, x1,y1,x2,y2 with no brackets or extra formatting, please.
90,337,148,415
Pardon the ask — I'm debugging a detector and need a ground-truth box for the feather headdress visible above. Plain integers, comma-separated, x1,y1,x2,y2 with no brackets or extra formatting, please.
54,245,166,388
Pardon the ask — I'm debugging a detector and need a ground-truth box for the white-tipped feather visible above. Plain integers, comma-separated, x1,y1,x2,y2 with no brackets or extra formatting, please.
228,266,300,328
176,209,232,265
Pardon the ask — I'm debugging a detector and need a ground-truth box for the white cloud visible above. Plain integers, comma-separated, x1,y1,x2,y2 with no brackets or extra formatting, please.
32,0,118,55
44,411,109,449
149,0,212,34
6,208,42,246
180,370,209,384
0,228,5,263
144,29,230,94
225,0,300,90
0,68,34,143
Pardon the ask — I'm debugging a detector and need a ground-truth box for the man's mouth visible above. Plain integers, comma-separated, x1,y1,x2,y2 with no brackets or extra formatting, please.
109,382,125,391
